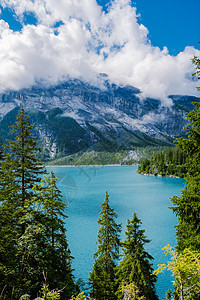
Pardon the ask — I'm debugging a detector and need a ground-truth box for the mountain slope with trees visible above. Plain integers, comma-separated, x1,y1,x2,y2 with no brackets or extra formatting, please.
137,147,188,178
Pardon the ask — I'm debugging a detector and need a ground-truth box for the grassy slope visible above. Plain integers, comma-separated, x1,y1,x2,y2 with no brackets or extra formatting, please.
46,146,168,166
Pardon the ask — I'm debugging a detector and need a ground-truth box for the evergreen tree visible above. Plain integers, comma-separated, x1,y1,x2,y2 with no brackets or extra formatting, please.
89,191,121,300
0,108,76,299
116,212,158,300
3,106,45,213
29,171,76,299
0,137,24,296
0,107,46,297
0,173,18,298
138,147,188,178
171,102,200,251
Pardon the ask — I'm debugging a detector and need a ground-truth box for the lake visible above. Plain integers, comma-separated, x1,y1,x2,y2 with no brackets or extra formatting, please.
47,165,185,299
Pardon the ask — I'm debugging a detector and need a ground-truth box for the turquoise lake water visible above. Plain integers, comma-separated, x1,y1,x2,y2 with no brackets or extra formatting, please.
47,165,185,299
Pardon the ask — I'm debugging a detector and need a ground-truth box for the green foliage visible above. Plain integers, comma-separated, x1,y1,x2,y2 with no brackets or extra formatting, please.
48,151,128,165
86,122,123,152
3,106,45,207
116,212,158,300
121,282,146,300
0,107,89,161
86,122,171,154
0,108,76,299
47,147,168,166
70,292,87,300
31,172,76,298
171,102,200,251
138,147,188,177
29,108,89,158
0,107,46,297
40,284,60,300
89,192,121,300
20,283,62,300
155,245,200,300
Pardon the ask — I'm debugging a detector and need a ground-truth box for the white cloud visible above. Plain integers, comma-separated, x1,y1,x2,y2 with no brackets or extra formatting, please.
0,0,199,104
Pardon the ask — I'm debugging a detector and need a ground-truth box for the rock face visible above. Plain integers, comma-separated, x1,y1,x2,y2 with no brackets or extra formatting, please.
0,79,199,159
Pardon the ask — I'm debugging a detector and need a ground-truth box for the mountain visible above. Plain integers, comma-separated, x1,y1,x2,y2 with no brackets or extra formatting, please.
0,78,199,161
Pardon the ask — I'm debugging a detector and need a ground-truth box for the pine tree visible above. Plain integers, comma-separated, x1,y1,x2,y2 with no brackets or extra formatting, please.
0,107,46,297
0,136,5,202
0,137,23,296
3,106,45,214
171,102,200,251
29,171,76,299
0,107,45,238
0,108,76,299
116,212,158,300
89,191,121,300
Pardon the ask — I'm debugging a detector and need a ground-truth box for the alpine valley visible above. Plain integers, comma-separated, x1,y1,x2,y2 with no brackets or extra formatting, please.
0,78,200,163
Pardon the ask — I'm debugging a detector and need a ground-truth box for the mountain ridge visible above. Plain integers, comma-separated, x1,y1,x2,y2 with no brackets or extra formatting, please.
0,79,200,160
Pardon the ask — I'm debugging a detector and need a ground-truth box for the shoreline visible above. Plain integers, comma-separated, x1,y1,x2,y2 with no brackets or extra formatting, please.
45,164,137,167
44,166,183,179
137,172,181,179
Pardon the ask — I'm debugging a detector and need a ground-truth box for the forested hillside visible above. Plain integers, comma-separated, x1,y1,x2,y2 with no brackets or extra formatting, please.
137,147,188,178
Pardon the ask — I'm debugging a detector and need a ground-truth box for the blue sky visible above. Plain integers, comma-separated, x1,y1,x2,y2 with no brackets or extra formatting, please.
97,0,200,55
1,0,199,55
0,0,199,102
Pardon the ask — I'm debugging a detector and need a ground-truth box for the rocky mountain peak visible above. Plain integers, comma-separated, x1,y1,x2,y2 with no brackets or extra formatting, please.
0,79,200,160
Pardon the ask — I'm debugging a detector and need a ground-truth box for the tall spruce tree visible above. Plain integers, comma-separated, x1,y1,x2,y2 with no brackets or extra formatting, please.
3,107,45,213
0,108,76,299
0,107,46,297
0,136,19,296
171,102,200,251
116,212,158,300
89,191,121,300
29,171,77,299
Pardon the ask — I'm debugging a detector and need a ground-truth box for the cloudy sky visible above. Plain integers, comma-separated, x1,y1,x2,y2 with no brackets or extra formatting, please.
0,0,200,102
